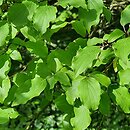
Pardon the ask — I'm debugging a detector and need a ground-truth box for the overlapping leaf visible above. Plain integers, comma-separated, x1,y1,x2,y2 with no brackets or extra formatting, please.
120,5,130,26
113,38,130,64
71,105,91,130
0,23,9,47
0,108,18,124
113,87,130,113
72,46,100,77
12,74,47,106
78,77,101,110
0,77,11,103
33,6,57,34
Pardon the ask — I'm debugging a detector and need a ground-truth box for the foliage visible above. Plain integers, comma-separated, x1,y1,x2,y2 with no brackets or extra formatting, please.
0,0,130,129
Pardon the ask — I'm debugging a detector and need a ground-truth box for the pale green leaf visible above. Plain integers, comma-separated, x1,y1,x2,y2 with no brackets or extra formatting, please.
47,76,57,89
12,75,46,106
113,87,130,113
118,69,130,85
78,77,101,110
33,6,57,34
57,0,87,9
88,0,103,15
0,55,10,82
10,50,22,61
95,48,114,66
91,73,111,87
20,26,39,42
22,1,38,21
71,105,91,130
54,71,70,86
118,59,130,70
87,37,103,46
120,5,130,26
72,46,100,77
107,29,124,43
0,77,11,103
54,58,63,72
0,0,3,5
0,108,18,124
3,108,18,119
113,38,130,64
66,76,84,105
0,23,9,47
11,24,18,39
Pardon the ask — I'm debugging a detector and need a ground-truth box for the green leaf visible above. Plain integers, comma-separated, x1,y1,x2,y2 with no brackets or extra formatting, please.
8,3,29,27
33,6,57,34
43,22,68,41
4,84,17,105
63,114,73,130
0,108,18,124
118,59,130,70
0,23,9,47
0,55,10,82
0,0,3,5
113,38,130,64
103,6,112,22
26,41,48,58
47,38,87,71
72,20,86,37
99,92,111,115
76,0,103,32
12,75,46,106
54,58,63,72
107,29,124,43
91,72,111,87
78,8,97,33
113,87,130,113
78,77,101,110
36,61,51,79
87,37,103,46
71,105,91,130
22,1,38,21
66,76,84,105
57,0,87,8
72,46,100,77
0,77,11,103
20,26,40,42
118,69,130,85
88,0,103,15
55,95,73,114
11,24,18,39
120,5,130,26
95,48,114,66
10,50,22,61
54,71,70,86
47,76,57,89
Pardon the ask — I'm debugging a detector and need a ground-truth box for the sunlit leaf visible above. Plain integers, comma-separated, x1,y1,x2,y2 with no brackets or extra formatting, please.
33,6,57,34
0,23,9,47
113,87,130,113
72,46,100,77
71,105,91,130
120,5,130,26
78,77,101,110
